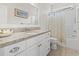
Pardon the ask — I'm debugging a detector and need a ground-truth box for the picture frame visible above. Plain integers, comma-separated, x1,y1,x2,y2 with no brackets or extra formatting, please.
14,8,28,19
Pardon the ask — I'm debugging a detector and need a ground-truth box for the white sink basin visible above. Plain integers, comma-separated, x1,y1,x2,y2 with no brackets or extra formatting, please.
0,29,13,38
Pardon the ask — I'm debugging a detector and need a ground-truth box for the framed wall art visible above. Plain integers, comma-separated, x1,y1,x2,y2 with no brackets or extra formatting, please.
14,8,28,19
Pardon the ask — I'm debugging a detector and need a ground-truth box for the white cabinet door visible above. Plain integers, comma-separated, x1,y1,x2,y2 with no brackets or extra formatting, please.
0,6,7,24
16,44,40,56
26,44,40,56
45,38,50,55
39,38,50,56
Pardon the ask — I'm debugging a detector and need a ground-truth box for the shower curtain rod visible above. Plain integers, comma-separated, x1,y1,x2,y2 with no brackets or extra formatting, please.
52,5,74,12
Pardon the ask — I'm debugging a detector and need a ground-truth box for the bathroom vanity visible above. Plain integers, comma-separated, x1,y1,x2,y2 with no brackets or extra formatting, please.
0,30,50,56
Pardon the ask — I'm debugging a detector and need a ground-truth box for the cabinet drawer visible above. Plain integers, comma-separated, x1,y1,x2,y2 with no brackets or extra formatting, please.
40,33,49,38
2,41,26,56
37,33,50,41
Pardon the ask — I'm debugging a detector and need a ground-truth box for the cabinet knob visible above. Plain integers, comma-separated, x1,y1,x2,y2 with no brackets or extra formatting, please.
38,44,42,47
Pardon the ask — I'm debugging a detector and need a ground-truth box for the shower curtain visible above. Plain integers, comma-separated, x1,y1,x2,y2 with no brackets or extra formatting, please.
49,10,65,43
49,6,77,48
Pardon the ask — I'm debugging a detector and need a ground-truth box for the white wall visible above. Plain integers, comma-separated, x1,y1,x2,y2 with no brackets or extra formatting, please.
76,4,79,40
75,4,79,52
35,3,51,30
0,6,7,24
0,3,37,25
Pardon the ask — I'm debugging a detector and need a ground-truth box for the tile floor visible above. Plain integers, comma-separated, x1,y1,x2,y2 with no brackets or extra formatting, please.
48,46,79,56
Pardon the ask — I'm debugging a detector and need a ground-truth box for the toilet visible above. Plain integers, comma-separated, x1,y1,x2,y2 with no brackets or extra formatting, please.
50,37,58,49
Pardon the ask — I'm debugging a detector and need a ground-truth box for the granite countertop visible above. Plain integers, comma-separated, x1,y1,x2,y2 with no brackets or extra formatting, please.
0,30,50,48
